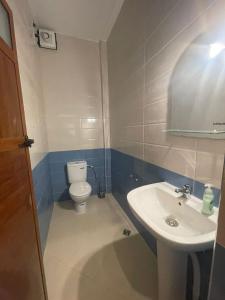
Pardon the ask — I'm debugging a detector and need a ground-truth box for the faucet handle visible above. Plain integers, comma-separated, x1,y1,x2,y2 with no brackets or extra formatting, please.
184,184,190,188
175,184,192,197
175,187,181,193
184,184,192,193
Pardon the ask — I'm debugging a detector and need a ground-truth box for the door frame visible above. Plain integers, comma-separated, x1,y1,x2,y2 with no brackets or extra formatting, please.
0,0,48,298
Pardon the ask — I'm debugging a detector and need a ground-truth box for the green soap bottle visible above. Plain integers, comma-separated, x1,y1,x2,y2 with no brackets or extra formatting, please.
201,184,214,216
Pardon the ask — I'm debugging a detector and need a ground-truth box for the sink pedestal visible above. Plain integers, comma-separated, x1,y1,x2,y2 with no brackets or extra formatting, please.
157,241,188,300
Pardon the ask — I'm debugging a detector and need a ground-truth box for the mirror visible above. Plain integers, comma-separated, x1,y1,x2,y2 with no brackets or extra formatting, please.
168,30,225,139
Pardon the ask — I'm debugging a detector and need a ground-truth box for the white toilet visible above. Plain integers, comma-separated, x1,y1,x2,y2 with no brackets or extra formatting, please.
67,160,92,213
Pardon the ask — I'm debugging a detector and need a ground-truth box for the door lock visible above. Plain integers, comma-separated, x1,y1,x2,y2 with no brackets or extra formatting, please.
20,135,34,148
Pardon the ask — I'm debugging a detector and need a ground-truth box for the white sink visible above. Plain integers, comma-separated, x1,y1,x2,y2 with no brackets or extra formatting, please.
127,182,218,300
127,182,217,252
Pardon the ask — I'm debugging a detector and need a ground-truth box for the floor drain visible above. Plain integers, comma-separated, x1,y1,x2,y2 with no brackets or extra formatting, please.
165,216,179,227
123,228,131,236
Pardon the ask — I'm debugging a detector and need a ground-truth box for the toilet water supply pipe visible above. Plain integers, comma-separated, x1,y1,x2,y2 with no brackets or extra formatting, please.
88,165,105,199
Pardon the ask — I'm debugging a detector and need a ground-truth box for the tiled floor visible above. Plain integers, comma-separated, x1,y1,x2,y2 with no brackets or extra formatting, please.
44,195,158,300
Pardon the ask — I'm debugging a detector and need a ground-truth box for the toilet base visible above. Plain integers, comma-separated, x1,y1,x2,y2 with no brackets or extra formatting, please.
74,201,87,214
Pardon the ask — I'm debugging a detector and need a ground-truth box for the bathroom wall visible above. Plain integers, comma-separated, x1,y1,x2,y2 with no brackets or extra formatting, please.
8,0,48,168
108,0,225,225
39,35,111,200
108,0,225,299
7,0,53,252
108,0,225,193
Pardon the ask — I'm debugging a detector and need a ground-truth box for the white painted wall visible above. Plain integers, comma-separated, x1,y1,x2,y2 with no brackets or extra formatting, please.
8,0,48,168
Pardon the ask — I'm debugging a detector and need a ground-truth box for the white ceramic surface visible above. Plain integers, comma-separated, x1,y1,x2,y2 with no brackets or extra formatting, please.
127,182,218,252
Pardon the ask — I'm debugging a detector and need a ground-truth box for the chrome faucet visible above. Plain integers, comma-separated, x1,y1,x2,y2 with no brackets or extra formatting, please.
175,184,192,199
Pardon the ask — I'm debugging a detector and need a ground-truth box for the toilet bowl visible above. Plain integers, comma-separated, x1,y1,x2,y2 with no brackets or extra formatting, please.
69,181,91,213
67,161,92,213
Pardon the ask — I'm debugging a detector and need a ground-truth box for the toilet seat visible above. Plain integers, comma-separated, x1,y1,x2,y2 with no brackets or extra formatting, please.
69,182,91,197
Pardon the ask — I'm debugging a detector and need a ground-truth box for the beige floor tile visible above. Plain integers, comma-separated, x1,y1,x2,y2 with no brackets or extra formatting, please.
44,195,158,300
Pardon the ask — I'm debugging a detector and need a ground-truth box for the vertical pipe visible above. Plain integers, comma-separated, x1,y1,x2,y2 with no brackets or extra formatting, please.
98,41,106,197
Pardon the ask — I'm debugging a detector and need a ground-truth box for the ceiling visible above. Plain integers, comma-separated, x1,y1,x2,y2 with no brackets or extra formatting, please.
28,0,124,41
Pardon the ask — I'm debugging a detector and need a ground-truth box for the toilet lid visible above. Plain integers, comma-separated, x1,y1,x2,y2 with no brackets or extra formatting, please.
69,182,91,197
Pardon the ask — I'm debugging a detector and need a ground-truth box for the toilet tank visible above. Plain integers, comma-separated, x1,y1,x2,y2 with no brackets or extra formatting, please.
67,160,87,183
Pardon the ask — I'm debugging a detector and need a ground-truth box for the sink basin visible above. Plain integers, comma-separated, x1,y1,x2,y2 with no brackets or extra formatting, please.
127,182,218,252
127,182,218,300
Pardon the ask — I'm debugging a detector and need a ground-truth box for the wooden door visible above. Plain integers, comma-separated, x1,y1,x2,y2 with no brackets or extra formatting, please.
0,1,47,299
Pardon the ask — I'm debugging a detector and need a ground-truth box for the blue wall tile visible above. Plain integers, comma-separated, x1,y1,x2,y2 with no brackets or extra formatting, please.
111,149,218,300
32,154,54,253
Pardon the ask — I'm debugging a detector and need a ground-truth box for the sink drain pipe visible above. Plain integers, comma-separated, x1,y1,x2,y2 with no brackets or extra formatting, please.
190,253,200,300
88,165,105,199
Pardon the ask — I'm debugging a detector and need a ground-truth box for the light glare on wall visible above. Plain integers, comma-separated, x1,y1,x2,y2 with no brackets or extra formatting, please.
209,43,225,58
87,118,96,123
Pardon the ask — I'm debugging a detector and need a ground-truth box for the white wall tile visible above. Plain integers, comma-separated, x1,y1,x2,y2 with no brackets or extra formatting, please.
40,34,108,152
108,0,225,189
195,151,224,188
144,144,196,178
145,0,214,63
144,100,168,125
144,123,197,149
8,0,48,168
145,72,171,105
125,126,143,143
